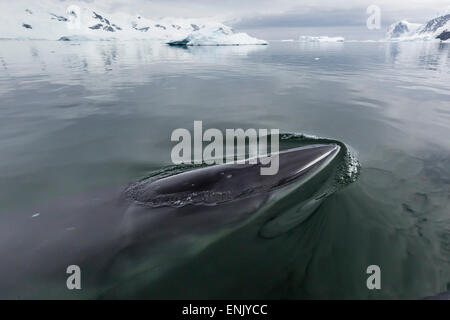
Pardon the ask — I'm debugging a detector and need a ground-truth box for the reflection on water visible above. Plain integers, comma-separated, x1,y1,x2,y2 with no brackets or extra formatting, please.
0,40,449,299
0,41,267,98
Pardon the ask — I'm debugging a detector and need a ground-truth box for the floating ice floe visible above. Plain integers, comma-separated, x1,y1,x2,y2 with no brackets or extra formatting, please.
298,36,345,43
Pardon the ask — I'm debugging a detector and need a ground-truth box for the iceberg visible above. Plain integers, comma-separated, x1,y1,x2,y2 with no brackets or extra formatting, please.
298,36,345,43
167,26,268,46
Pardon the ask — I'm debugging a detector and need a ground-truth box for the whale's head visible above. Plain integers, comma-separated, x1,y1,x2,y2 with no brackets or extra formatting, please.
127,144,341,208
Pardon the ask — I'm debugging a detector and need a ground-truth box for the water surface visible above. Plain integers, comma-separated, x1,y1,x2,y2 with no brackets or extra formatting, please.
0,40,449,299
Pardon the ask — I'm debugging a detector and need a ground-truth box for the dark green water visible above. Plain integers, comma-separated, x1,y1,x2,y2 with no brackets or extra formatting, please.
0,41,449,299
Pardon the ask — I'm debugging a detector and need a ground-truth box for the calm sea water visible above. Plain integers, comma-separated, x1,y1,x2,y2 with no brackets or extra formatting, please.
0,40,449,299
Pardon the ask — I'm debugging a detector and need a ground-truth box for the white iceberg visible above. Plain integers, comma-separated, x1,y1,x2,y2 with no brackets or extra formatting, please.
298,36,345,43
167,26,268,46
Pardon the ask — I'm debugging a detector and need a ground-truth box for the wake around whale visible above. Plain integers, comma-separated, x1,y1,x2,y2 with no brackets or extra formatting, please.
0,141,358,299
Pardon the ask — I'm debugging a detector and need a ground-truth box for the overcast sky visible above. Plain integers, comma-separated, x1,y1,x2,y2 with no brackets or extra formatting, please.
61,0,450,39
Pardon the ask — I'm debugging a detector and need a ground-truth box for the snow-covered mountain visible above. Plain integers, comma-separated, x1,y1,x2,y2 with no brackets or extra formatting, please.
0,1,267,45
387,14,450,41
386,21,422,39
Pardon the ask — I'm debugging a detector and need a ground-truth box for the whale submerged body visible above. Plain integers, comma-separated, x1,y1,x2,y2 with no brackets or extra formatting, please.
123,144,341,240
0,144,345,298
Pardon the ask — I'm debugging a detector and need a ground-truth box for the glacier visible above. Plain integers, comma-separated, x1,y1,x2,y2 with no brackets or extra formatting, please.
386,14,450,42
0,0,267,45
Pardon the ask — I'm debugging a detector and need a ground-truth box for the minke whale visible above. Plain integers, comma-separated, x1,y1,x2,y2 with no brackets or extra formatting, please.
0,144,342,299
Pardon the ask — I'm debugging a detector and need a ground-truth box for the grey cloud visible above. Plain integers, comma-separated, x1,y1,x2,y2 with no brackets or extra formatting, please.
232,9,373,29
